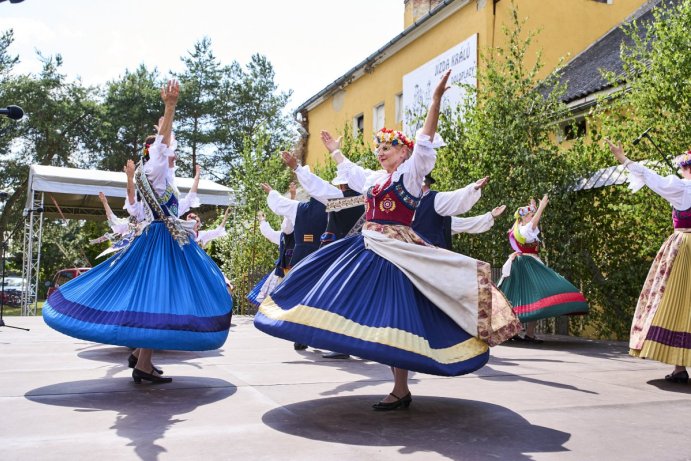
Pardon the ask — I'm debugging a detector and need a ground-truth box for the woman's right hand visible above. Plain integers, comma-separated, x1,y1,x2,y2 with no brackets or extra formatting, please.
125,159,135,178
260,183,272,193
161,80,179,106
605,138,627,164
320,130,341,154
432,69,451,102
540,194,549,207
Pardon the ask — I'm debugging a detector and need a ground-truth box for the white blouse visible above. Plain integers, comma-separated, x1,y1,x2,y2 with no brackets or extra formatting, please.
266,190,299,226
259,219,281,245
196,225,227,247
451,213,495,235
293,165,344,205
627,162,691,210
335,132,445,198
518,222,540,243
142,134,177,197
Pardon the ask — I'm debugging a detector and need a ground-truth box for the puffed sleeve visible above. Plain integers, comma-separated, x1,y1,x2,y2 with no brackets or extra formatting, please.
451,212,494,235
267,190,298,225
433,183,481,216
294,165,344,205
259,220,281,245
627,161,691,210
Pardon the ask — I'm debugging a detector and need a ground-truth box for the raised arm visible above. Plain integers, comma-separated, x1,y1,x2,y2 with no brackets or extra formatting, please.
282,151,343,204
125,160,136,205
158,80,179,147
190,164,201,194
530,194,548,229
99,191,115,219
421,69,451,139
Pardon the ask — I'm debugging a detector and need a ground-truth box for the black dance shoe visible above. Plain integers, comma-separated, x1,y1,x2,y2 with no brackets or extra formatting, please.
322,351,350,359
664,370,689,384
128,354,163,374
293,343,308,350
523,335,544,344
372,392,412,411
132,368,172,384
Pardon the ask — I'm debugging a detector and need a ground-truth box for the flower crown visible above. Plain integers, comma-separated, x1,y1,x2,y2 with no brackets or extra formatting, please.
514,204,537,220
374,128,414,150
674,151,691,168
142,142,152,162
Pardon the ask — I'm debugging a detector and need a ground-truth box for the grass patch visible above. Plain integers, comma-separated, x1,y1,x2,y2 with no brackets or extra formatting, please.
1,301,44,316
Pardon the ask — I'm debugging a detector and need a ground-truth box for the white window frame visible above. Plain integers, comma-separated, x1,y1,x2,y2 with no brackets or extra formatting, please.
372,102,385,132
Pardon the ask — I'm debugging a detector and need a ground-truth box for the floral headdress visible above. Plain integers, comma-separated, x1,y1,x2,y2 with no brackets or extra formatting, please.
142,142,152,163
514,203,537,220
374,128,414,150
674,150,691,168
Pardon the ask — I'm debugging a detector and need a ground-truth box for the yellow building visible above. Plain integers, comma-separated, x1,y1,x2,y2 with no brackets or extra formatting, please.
296,0,649,167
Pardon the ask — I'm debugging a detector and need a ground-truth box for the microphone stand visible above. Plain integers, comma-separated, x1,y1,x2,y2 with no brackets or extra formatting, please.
638,132,681,178
0,210,31,332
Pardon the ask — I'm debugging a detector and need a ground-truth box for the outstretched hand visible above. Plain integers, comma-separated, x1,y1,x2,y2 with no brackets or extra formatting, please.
195,164,201,177
539,194,549,207
281,151,298,170
256,210,265,221
491,205,506,218
161,80,179,106
98,191,107,203
433,69,452,102
289,181,297,200
260,183,272,194
221,206,231,227
605,138,627,164
474,176,489,190
125,159,135,178
320,130,342,154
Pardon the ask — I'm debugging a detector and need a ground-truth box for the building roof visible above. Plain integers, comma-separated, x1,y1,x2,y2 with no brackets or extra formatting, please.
295,0,470,114
558,0,669,104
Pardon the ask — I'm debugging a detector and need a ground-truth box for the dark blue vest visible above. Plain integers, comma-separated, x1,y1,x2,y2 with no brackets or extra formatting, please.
412,190,452,250
274,232,295,277
320,189,365,246
291,197,328,265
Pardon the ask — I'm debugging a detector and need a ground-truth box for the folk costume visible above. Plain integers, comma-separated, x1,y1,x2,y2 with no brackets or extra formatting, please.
498,206,588,323
412,185,489,250
43,134,233,351
255,131,520,376
247,217,295,307
625,156,691,367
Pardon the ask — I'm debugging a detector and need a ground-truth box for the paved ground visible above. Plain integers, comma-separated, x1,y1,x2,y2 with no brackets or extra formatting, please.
1,315,690,461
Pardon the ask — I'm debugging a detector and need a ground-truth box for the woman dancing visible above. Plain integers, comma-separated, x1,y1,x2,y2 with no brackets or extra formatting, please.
608,140,691,383
43,80,232,384
255,71,520,409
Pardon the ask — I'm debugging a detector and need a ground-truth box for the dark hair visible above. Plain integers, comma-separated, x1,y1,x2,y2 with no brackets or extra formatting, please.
142,135,156,163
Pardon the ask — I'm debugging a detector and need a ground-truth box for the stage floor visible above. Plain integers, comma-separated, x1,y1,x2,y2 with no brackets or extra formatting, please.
1,316,689,461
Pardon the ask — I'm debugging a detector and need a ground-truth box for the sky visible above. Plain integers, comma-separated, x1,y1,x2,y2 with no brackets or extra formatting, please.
0,0,405,111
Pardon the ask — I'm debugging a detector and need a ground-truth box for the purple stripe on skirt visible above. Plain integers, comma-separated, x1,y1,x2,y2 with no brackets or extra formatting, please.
646,326,691,349
48,289,231,332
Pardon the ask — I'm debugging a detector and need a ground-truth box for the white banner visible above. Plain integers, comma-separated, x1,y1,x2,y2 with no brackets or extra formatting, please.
402,33,477,133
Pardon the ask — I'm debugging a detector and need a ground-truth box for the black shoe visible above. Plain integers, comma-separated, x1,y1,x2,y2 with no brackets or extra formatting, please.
664,370,689,384
128,354,163,374
510,335,525,342
132,368,172,384
372,392,412,411
293,343,308,350
523,335,544,344
322,351,350,359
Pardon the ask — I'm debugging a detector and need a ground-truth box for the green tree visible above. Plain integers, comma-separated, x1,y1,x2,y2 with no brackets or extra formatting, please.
173,37,223,176
94,65,162,172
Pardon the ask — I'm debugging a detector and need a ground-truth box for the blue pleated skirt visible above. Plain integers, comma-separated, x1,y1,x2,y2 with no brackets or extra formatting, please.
254,234,489,376
246,272,271,307
43,222,233,351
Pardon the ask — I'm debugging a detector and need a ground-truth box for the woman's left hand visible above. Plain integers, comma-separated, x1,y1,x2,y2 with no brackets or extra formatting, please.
474,176,489,190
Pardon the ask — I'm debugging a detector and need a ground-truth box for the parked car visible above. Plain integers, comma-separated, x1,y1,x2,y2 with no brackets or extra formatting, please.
1,276,26,307
46,268,91,298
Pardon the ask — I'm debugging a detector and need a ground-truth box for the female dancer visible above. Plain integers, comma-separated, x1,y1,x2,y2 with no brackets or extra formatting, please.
255,71,520,409
608,140,691,383
43,80,232,383
498,195,588,342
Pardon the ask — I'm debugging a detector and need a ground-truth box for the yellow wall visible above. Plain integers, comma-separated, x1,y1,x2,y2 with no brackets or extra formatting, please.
303,0,647,167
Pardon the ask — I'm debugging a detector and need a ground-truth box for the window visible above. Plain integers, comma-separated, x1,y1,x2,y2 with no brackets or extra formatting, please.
395,93,404,124
353,113,364,137
373,103,385,132
560,118,587,142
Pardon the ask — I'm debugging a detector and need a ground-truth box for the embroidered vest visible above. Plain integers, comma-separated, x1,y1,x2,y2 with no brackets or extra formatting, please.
291,197,328,265
320,188,365,245
411,190,452,249
673,206,691,229
508,228,539,254
365,174,420,226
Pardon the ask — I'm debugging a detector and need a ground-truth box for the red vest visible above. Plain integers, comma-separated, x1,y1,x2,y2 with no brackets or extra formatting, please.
365,175,420,226
508,228,540,254
673,207,691,229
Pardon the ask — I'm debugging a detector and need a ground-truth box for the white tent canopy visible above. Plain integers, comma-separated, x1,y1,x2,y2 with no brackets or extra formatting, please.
19,165,236,316
26,164,236,220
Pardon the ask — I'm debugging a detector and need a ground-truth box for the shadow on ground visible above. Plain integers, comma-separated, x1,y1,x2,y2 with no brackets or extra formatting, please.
25,377,236,461
263,395,570,460
646,379,691,394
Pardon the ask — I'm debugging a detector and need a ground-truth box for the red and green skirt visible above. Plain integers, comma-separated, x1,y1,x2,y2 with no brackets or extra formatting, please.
498,255,588,323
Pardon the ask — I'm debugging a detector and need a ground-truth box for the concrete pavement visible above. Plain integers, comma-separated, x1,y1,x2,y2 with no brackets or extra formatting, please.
1,316,690,461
